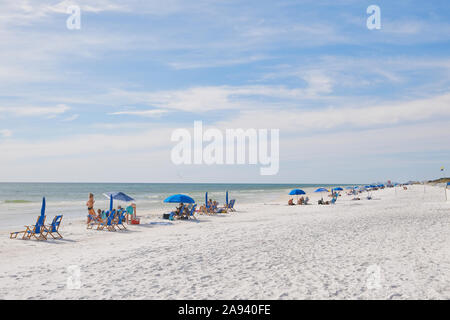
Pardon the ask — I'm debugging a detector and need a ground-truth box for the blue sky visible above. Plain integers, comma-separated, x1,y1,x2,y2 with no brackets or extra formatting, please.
0,0,449,183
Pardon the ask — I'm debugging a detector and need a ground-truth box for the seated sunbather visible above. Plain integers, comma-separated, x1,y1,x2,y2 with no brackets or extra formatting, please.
207,199,213,213
180,206,190,219
197,204,206,214
176,203,184,215
304,196,309,205
288,198,295,205
318,198,330,205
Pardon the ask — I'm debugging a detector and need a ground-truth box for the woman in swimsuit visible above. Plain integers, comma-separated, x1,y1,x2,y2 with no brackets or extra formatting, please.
86,193,96,223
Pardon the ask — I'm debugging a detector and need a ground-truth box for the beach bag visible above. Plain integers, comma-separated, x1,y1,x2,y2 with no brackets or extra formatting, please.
163,213,171,220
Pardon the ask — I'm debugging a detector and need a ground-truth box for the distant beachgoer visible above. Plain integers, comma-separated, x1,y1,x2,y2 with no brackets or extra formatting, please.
288,198,295,205
86,193,95,223
304,196,309,205
297,197,304,205
97,209,102,220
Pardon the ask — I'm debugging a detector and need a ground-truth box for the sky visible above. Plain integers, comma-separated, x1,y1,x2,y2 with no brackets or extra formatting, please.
0,0,449,183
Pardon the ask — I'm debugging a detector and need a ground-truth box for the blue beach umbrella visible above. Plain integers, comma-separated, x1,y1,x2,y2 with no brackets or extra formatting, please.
314,187,329,200
40,197,46,217
205,192,208,205
164,194,195,204
106,192,135,202
226,191,229,206
332,187,343,191
447,182,450,186
289,189,306,195
289,189,306,201
104,192,135,211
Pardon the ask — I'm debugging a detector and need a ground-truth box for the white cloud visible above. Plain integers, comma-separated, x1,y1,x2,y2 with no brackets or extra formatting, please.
62,114,79,121
0,127,174,161
109,109,169,117
280,120,450,162
105,78,333,113
0,129,12,138
0,104,70,117
0,0,127,26
214,93,450,132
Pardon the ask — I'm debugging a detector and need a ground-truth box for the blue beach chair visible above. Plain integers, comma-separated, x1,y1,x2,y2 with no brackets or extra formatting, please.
87,212,103,229
188,204,197,219
10,215,47,240
115,209,127,230
45,215,63,239
97,211,116,231
228,199,236,212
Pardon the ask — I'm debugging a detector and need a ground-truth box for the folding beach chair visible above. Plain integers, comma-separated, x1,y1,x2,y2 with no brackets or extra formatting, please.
87,213,103,229
188,204,197,219
45,215,63,239
209,203,220,214
115,209,127,230
228,199,236,212
98,211,117,231
10,215,47,240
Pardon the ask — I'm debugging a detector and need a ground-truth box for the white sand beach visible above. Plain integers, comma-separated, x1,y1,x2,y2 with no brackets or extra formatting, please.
0,185,449,300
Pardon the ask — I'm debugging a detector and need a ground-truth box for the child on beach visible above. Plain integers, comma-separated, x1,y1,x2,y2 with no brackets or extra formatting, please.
97,209,102,220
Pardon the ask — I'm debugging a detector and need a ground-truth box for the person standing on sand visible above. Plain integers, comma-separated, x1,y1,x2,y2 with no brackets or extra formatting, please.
86,193,96,223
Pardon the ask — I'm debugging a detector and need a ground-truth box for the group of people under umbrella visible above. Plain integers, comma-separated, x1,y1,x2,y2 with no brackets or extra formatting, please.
163,191,233,220
287,187,350,206
287,184,388,206
86,192,138,225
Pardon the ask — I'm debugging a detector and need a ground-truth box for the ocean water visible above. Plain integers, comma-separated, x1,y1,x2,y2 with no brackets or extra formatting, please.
0,183,340,229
